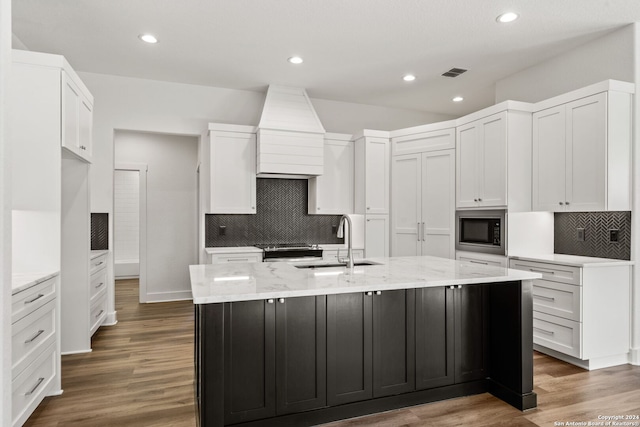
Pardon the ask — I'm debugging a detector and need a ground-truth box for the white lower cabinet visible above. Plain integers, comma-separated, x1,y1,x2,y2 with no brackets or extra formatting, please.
11,274,60,427
206,247,263,264
509,258,631,369
322,249,364,262
456,251,508,267
364,215,389,258
89,252,108,337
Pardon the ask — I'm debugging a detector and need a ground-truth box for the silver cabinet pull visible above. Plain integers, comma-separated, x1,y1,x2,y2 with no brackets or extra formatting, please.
228,258,249,262
375,291,382,295
529,268,555,274
25,329,45,344
422,222,426,241
448,285,456,289
478,198,482,202
25,294,45,304
469,260,488,265
457,285,462,289
95,282,105,289
25,377,45,396
95,309,104,319
367,207,371,210
565,201,570,205
267,299,275,304
559,202,564,205
317,207,320,210
533,327,555,336
473,198,478,202
365,291,373,296
417,223,420,242
533,294,556,302
96,261,104,266
278,298,285,304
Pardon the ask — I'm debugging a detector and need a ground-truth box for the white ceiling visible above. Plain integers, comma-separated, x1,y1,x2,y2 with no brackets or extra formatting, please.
11,0,640,116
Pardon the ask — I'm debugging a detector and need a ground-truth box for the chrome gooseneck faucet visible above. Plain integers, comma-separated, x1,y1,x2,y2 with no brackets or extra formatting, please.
337,215,354,268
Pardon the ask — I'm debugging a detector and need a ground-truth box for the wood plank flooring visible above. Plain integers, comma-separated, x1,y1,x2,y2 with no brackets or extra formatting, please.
25,279,640,426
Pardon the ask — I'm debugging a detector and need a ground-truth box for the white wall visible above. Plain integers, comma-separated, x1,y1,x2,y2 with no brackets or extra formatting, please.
496,22,640,365
113,170,140,263
495,24,635,103
114,131,198,302
1,0,11,424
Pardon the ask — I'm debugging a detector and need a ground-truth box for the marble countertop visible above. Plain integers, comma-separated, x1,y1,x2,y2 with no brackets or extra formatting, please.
205,246,263,254
12,271,59,295
190,256,541,304
319,244,365,251
91,249,110,259
510,254,634,268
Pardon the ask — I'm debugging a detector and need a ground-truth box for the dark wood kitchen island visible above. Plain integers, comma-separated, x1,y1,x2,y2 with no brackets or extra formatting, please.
189,256,541,427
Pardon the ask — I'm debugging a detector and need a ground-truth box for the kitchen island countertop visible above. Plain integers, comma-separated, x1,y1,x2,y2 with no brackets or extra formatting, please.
190,255,541,304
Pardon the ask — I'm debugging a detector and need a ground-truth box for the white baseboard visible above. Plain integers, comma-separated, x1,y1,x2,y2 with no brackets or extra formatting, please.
629,347,640,365
103,311,118,326
61,348,92,356
144,290,193,303
534,344,629,370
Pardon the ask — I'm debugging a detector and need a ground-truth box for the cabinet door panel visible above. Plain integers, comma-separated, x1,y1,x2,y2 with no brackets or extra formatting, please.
456,123,479,208
61,72,80,154
479,113,507,207
310,140,353,214
276,296,326,414
391,154,421,256
532,106,566,211
422,150,455,259
327,293,373,405
79,96,93,160
365,139,389,214
372,289,415,397
455,285,486,383
365,215,389,258
415,287,454,390
210,132,256,214
224,300,275,424
566,93,606,211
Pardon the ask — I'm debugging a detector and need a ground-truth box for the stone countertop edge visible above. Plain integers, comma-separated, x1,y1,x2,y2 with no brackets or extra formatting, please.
205,246,263,254
189,256,541,304
510,254,634,268
12,271,59,295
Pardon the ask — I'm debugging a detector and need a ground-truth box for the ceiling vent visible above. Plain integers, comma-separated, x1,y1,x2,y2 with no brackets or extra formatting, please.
441,68,468,78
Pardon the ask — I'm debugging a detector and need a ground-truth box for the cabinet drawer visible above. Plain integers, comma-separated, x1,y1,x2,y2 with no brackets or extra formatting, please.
533,312,581,358
456,252,508,267
533,280,581,322
509,260,580,285
12,300,56,379
90,268,108,302
90,294,107,336
210,253,262,263
90,253,108,275
12,276,56,323
323,249,364,262
12,343,56,427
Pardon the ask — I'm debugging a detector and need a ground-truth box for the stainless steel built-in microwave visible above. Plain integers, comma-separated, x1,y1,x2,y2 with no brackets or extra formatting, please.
455,210,505,255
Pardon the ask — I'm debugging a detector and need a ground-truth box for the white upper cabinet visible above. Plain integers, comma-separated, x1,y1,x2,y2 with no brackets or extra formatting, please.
391,150,454,258
456,112,507,209
61,71,93,162
532,81,633,212
308,133,354,215
208,125,257,214
354,133,390,215
455,104,533,212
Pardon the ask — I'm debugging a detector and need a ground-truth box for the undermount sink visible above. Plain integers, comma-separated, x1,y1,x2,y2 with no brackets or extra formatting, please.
294,260,382,269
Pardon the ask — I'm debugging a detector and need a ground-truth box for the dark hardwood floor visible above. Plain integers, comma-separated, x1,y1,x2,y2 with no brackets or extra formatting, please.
25,279,640,426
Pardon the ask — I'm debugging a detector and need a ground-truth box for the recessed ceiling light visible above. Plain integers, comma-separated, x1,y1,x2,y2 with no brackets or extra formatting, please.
452,96,464,102
139,34,158,44
288,56,304,64
496,12,519,23
403,74,416,82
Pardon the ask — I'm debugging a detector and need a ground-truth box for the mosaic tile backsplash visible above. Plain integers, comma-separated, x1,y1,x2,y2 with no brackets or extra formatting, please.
205,178,344,247
554,211,631,260
91,213,109,250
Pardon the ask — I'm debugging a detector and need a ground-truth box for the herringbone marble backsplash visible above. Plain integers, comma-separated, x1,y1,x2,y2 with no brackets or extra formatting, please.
91,213,109,250
205,179,344,247
554,211,631,260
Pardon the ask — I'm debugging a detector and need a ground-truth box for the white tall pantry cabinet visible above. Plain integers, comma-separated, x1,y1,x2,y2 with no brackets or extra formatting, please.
353,131,390,257
390,123,456,258
11,50,102,360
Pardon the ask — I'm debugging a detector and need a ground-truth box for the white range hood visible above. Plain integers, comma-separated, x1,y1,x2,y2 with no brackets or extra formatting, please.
257,85,326,177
